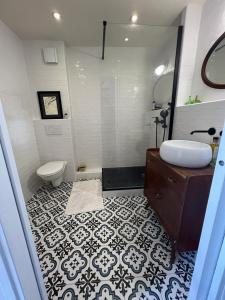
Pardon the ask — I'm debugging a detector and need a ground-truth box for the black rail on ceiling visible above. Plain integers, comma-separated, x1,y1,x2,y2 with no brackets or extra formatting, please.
102,20,107,60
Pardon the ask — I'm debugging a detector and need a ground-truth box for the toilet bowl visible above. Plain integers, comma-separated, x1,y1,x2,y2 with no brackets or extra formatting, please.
37,161,67,187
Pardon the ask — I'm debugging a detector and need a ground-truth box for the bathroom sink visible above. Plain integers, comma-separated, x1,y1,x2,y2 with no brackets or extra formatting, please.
160,140,212,168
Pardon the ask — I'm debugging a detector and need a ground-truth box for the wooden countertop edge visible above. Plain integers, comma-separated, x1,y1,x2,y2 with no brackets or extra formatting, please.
147,148,214,178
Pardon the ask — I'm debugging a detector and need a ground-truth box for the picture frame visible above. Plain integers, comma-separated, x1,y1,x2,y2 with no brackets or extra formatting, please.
37,91,63,119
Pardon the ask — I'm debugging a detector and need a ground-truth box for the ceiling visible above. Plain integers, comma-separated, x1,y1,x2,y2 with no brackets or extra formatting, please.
106,24,178,48
0,0,204,46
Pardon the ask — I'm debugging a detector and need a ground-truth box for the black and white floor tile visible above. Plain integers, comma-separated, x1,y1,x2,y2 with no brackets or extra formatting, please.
27,182,195,300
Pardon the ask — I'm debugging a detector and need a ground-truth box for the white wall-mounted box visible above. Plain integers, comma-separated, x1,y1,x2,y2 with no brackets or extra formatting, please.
42,48,58,64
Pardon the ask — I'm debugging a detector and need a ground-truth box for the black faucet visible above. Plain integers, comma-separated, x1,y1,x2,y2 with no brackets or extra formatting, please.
190,127,216,136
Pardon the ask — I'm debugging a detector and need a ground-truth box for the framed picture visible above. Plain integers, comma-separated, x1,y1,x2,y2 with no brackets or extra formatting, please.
37,91,63,119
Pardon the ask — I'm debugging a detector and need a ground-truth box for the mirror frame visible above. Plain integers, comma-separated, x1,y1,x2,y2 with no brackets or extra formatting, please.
201,31,225,89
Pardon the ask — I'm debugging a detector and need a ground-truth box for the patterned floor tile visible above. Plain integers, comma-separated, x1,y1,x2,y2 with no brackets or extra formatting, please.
121,244,148,276
125,277,162,300
61,249,88,282
81,236,101,258
57,286,79,300
74,266,101,299
27,181,196,300
150,242,173,271
109,264,135,297
160,274,190,300
90,246,120,280
44,269,67,299
92,282,122,300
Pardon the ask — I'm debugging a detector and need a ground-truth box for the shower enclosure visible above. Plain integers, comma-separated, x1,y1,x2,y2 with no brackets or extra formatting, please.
100,23,182,192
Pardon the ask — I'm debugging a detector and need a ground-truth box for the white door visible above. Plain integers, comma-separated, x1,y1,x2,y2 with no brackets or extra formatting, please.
0,142,41,299
188,122,225,300
0,223,23,300
207,236,225,299
0,101,47,300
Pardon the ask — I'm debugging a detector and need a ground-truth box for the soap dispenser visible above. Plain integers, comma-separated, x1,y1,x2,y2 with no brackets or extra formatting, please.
211,136,220,166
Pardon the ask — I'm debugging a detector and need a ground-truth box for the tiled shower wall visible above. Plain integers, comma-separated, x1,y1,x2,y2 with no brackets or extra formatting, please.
66,47,102,170
101,47,155,167
66,46,172,169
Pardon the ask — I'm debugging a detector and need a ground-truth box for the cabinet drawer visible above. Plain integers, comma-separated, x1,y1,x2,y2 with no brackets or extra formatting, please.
146,156,184,239
145,149,213,252
147,155,186,198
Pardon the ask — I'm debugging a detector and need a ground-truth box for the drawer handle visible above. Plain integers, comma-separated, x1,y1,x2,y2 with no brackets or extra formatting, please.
168,176,176,184
155,193,162,199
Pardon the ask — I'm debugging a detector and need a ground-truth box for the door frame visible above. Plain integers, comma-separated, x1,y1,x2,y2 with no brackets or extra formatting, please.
0,101,47,300
188,122,225,299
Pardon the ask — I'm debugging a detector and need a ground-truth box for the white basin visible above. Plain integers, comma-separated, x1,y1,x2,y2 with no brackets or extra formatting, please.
160,140,212,168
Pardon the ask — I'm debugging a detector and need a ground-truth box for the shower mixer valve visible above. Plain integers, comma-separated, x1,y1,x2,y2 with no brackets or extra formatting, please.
153,109,169,128
153,107,170,148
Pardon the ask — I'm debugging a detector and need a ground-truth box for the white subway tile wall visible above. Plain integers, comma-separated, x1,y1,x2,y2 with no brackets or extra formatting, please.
191,0,225,102
176,3,203,106
34,119,76,181
173,100,225,143
66,47,103,169
23,40,71,119
0,20,41,200
173,0,225,142
24,40,77,180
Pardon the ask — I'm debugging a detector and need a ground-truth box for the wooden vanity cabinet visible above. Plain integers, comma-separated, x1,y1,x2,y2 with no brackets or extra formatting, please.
144,149,213,257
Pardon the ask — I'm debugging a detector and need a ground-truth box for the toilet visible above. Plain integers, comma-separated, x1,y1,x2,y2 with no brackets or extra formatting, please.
37,161,67,187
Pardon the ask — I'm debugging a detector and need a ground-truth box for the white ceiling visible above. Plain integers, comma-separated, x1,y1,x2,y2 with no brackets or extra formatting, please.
0,0,204,46
106,24,178,47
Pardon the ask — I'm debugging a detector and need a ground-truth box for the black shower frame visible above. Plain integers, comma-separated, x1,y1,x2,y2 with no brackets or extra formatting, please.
101,22,183,140
168,26,183,140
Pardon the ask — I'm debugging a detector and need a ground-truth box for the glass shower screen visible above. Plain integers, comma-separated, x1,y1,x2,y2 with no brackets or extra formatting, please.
100,24,178,191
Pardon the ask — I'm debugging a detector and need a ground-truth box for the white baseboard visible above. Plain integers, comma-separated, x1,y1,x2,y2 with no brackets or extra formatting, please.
76,168,102,180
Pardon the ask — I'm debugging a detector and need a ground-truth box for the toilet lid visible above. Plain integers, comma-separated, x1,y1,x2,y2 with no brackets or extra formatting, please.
37,161,65,176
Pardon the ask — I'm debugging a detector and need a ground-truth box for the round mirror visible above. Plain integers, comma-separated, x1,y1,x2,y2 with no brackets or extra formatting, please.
201,32,225,89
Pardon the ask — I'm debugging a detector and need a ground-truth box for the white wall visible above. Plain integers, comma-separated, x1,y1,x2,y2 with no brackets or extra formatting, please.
176,3,203,106
174,100,225,143
0,20,41,200
174,0,225,141
191,0,225,102
24,40,71,118
24,40,76,180
33,119,76,181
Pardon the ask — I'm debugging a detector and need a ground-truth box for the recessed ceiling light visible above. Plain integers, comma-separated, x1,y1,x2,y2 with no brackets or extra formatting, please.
53,12,61,21
131,14,138,23
124,37,129,42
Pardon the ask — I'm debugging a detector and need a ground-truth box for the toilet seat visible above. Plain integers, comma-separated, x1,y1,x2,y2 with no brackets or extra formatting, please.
37,161,66,177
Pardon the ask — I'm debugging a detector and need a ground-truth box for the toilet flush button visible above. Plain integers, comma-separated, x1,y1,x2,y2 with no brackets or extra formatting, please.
45,125,62,135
